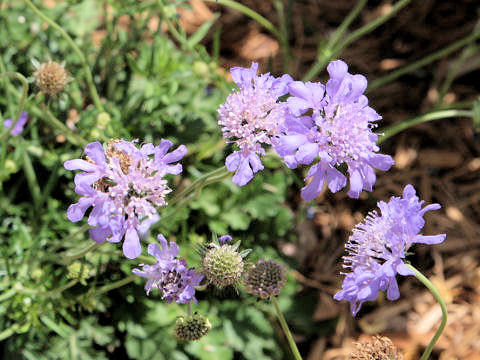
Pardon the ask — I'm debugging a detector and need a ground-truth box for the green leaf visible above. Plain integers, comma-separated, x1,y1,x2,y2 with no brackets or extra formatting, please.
221,210,251,230
187,13,220,47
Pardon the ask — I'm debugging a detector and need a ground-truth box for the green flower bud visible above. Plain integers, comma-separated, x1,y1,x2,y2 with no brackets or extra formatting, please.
243,259,286,299
97,112,111,128
175,313,211,341
193,61,209,78
4,159,18,174
67,262,90,284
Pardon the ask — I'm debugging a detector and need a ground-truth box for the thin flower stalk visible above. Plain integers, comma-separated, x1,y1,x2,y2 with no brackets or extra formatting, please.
406,264,448,360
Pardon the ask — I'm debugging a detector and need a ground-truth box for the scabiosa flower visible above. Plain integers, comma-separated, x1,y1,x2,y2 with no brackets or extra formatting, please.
275,60,394,201
3,111,28,136
244,259,286,299
132,235,203,303
175,313,211,341
218,62,293,186
64,139,187,259
334,184,446,316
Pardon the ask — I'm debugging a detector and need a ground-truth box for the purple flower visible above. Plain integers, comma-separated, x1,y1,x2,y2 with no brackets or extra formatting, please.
218,62,293,186
275,60,394,201
64,139,187,259
3,111,28,136
218,235,232,245
334,184,446,316
132,235,203,303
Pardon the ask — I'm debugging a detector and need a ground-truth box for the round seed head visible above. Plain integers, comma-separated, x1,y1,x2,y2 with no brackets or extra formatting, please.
244,259,286,298
202,244,244,288
349,335,403,360
34,61,67,96
175,313,211,341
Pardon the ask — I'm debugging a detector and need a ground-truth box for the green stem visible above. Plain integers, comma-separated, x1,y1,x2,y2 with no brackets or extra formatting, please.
169,166,229,207
187,302,192,316
160,170,230,225
328,0,368,50
0,288,16,302
368,29,480,92
16,279,78,298
378,109,473,143
42,279,78,297
65,242,102,263
156,0,189,47
24,0,104,112
40,106,88,147
274,0,290,72
271,297,302,360
0,72,29,141
303,0,410,81
204,0,282,40
22,150,42,210
0,323,20,341
334,0,412,56
405,264,447,360
89,274,137,297
303,0,367,81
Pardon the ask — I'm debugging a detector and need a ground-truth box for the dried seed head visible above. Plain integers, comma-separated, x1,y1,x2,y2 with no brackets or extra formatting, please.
350,335,403,360
202,243,244,288
175,313,211,341
243,259,286,298
34,61,68,96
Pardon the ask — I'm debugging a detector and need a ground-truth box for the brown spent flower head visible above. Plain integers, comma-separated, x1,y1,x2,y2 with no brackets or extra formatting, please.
350,335,403,360
243,259,286,299
34,61,67,96
175,313,211,341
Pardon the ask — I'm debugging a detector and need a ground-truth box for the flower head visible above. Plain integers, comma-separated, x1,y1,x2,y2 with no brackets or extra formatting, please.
350,335,403,360
218,62,293,186
199,235,250,289
64,139,187,259
244,259,286,298
34,61,68,96
3,111,28,136
175,313,211,341
132,235,203,303
275,60,394,201
334,184,446,315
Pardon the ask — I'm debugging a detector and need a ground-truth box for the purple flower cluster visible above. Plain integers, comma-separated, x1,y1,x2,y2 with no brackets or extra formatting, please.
218,60,394,200
64,139,187,259
218,62,293,186
275,60,394,200
132,235,203,303
4,111,28,136
334,184,446,315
